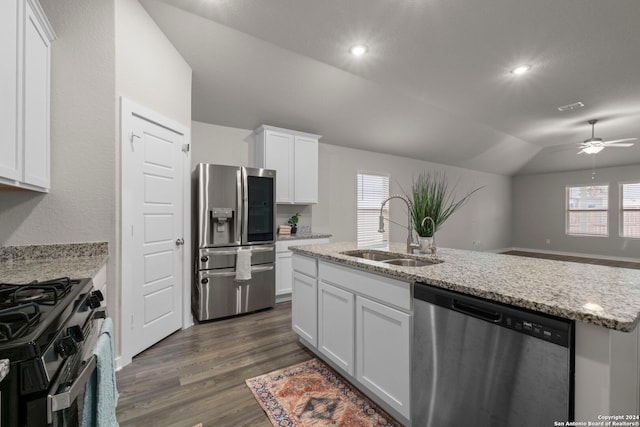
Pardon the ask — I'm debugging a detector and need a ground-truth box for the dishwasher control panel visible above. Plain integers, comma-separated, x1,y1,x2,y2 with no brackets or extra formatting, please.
415,282,573,348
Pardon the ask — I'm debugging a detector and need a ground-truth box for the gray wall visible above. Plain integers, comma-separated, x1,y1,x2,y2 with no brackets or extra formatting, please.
191,121,513,251
513,164,640,259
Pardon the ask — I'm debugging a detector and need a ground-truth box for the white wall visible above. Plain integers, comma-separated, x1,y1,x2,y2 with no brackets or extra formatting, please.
513,164,640,259
191,121,513,251
0,0,117,296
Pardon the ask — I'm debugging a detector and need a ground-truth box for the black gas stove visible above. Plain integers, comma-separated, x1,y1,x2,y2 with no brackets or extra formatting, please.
0,277,104,427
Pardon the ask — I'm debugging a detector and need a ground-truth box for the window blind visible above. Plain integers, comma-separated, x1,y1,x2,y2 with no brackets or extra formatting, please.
566,185,609,236
357,173,389,247
621,182,640,238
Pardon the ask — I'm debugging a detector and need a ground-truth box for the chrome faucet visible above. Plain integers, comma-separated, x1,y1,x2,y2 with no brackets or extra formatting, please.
378,195,420,254
420,216,437,255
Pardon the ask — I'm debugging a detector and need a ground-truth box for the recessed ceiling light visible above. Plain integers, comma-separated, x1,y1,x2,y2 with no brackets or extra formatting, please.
510,64,531,75
349,45,368,56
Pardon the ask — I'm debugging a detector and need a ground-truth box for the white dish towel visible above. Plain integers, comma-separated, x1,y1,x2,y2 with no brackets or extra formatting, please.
235,248,252,281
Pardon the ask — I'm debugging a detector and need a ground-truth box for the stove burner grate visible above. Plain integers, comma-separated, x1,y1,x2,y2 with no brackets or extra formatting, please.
0,303,41,342
0,277,73,309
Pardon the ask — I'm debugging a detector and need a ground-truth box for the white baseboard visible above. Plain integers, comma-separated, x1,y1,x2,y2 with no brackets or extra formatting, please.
510,247,640,263
276,293,291,303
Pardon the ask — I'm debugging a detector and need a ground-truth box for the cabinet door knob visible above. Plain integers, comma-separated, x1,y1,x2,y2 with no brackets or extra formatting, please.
175,238,185,246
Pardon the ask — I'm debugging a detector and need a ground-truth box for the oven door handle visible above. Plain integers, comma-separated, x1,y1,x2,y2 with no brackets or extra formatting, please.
47,355,97,423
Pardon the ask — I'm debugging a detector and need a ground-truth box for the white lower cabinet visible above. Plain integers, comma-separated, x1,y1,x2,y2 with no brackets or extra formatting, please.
276,251,293,295
318,281,354,375
291,255,412,424
276,238,329,298
356,296,411,419
292,270,317,347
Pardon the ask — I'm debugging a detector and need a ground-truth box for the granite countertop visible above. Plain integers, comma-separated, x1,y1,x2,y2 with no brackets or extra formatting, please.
290,241,640,332
277,233,332,241
0,242,108,283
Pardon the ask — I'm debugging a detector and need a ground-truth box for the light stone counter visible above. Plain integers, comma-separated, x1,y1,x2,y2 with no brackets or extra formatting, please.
0,242,108,283
276,232,332,241
290,241,640,332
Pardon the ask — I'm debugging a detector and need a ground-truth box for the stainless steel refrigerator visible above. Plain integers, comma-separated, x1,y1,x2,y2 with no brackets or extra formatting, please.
192,163,276,321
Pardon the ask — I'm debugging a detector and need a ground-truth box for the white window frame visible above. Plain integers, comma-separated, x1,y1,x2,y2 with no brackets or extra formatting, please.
620,181,640,239
565,184,609,237
357,172,390,248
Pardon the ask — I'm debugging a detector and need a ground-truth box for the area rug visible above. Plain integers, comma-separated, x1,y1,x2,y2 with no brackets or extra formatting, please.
245,358,402,427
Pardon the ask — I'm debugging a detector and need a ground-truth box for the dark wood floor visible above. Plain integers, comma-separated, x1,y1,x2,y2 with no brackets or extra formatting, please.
501,250,640,269
116,302,312,427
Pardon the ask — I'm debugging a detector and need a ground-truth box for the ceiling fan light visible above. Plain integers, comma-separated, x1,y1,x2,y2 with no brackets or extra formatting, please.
583,146,604,155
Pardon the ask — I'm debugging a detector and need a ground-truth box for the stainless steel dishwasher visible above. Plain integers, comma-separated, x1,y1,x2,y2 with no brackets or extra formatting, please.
412,282,574,427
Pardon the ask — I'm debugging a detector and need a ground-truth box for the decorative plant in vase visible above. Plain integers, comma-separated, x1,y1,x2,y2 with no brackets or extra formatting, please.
288,212,300,234
407,171,483,253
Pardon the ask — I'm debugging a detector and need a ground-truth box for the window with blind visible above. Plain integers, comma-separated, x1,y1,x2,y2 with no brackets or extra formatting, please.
566,185,609,236
621,182,640,238
357,173,389,247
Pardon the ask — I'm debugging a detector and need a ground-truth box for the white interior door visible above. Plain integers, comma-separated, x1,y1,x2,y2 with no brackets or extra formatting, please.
121,98,191,363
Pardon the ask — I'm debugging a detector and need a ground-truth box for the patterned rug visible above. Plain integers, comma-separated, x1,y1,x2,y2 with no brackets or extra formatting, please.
245,358,402,427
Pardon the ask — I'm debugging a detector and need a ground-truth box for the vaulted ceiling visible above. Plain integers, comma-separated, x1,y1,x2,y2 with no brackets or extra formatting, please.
141,0,640,176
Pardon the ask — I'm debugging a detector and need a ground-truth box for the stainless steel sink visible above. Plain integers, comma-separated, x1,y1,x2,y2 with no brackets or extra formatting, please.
383,259,431,267
341,250,398,261
340,250,442,267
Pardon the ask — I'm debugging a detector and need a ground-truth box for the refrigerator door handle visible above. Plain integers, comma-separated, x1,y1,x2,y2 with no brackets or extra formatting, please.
241,167,249,244
251,265,274,273
200,264,274,279
250,246,275,253
200,245,275,257
236,168,243,244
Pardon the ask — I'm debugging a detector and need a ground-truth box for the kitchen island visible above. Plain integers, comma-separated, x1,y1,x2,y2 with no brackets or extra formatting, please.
290,241,640,425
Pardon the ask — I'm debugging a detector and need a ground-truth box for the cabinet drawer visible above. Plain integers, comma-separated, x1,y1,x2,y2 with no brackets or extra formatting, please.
293,254,317,278
318,260,411,312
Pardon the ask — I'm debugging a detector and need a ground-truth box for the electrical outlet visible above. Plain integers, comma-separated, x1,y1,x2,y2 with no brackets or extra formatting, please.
472,240,481,247
545,239,551,244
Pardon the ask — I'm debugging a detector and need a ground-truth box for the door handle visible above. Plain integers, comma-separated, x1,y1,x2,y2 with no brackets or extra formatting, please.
176,238,185,246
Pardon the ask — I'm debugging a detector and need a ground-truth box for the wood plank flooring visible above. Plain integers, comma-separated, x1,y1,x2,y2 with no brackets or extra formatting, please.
116,302,312,427
501,250,640,269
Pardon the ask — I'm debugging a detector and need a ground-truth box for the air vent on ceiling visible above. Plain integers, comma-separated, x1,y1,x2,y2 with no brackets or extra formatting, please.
557,102,585,112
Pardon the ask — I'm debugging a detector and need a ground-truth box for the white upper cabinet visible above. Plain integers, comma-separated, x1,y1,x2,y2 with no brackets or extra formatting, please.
254,125,320,204
0,0,54,192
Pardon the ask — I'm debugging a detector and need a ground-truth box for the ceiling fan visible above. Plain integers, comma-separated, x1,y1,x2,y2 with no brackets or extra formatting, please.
577,119,637,154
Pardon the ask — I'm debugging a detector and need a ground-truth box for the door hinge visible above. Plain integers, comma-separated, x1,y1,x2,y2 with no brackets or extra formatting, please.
182,144,190,153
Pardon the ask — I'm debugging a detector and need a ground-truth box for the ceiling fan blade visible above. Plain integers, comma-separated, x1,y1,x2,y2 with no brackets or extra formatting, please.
604,143,635,148
603,137,638,145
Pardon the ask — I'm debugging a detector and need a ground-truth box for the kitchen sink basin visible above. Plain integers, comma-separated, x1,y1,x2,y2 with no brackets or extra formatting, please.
340,250,442,267
383,259,431,267
341,250,399,261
